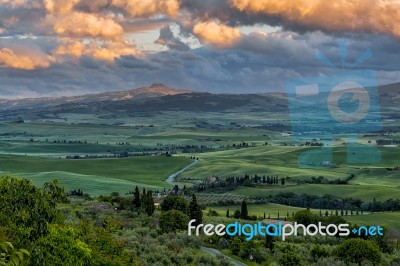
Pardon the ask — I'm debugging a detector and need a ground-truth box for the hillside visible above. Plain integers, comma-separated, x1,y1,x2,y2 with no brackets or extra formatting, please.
0,83,193,111
0,82,399,122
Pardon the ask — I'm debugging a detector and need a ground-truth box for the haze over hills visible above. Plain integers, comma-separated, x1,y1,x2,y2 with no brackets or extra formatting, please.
0,82,398,122
0,83,193,111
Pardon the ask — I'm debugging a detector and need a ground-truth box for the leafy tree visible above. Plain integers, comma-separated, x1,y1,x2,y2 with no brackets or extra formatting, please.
78,221,137,266
336,238,381,266
30,225,91,266
160,195,188,213
0,176,63,247
293,209,317,226
310,244,329,262
233,210,241,219
159,210,189,233
278,252,302,266
0,242,29,266
240,200,248,219
188,194,202,225
43,179,68,204
229,237,241,255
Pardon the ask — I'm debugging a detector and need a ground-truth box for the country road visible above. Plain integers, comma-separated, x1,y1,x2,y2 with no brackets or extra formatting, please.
165,159,198,184
200,246,247,266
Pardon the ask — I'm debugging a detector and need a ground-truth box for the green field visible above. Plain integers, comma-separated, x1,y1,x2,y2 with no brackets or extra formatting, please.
229,184,400,201
206,203,315,218
206,203,400,230
346,212,400,229
0,155,190,195
0,112,399,229
184,145,400,177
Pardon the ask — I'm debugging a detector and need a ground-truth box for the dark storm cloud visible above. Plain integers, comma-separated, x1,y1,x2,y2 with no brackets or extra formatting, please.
155,25,190,51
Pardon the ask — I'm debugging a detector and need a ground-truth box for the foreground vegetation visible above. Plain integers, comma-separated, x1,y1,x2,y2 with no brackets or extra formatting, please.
2,175,400,266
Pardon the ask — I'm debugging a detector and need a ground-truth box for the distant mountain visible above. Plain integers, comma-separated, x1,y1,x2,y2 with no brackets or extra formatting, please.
0,83,193,111
0,82,398,122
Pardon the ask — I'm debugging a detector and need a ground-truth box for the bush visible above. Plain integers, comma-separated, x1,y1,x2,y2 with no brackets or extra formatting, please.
278,252,302,266
159,210,189,233
30,225,91,266
336,238,381,266
218,238,230,249
207,209,219,217
310,244,330,262
160,195,188,213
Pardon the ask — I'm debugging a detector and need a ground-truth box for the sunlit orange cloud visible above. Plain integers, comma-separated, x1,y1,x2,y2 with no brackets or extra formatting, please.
193,20,242,47
230,0,400,37
0,48,54,70
112,0,180,17
44,0,80,14
50,12,124,40
54,40,141,62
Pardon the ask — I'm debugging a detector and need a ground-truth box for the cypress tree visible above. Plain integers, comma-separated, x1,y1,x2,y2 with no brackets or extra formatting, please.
240,200,248,219
226,210,230,218
133,186,141,208
145,191,155,216
189,194,203,225
265,233,275,252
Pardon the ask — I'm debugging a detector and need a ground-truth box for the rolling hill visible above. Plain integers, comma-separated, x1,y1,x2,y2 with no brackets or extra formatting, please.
0,82,399,122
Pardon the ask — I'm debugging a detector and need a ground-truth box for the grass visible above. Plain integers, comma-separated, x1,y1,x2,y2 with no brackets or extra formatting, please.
23,172,158,196
206,203,400,230
205,203,314,218
230,184,400,201
346,212,400,229
0,155,190,195
184,145,400,179
183,146,353,180
0,117,399,207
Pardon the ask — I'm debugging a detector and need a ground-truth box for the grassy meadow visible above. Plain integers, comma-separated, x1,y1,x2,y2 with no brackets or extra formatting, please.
0,154,190,194
0,107,398,229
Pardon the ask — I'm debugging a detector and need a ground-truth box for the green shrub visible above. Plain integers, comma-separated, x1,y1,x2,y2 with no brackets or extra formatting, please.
159,210,189,233
278,252,302,266
336,238,381,266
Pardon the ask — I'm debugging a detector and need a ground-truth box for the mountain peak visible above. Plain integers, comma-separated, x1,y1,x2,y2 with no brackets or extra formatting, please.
149,83,167,88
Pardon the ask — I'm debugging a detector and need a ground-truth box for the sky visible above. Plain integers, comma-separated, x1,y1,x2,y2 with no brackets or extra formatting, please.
0,0,400,98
